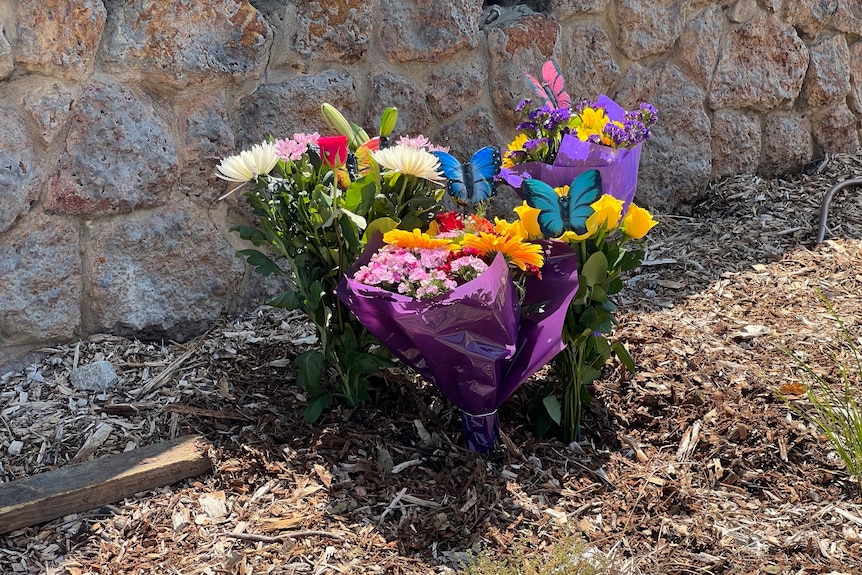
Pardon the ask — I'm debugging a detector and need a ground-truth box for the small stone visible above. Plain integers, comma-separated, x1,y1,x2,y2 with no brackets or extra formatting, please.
70,361,119,392
8,440,23,456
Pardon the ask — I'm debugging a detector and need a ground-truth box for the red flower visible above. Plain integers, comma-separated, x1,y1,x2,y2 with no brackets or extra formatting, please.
318,135,348,168
435,211,464,233
468,215,494,234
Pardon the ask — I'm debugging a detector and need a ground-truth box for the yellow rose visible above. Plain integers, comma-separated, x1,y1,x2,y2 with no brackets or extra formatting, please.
588,194,624,231
513,201,544,239
622,204,657,239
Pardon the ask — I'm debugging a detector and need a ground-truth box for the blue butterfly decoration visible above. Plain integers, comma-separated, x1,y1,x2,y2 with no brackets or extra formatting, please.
431,147,501,205
521,170,603,237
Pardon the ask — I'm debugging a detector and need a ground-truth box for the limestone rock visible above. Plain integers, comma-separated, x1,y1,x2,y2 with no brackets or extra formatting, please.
675,7,723,88
287,0,372,70
14,0,106,79
178,97,237,201
811,104,860,155
615,0,683,60
615,62,712,212
364,72,431,138
0,210,81,346
0,107,40,233
378,0,480,62
782,0,838,38
486,13,559,124
433,107,503,161
758,114,812,177
549,0,611,19
426,63,488,122
560,25,619,101
850,41,862,114
22,82,76,144
0,26,12,79
727,0,758,23
101,0,270,91
236,70,359,148
709,13,808,110
46,80,178,216
710,110,761,179
829,0,862,35
71,361,119,392
83,200,246,340
803,34,851,108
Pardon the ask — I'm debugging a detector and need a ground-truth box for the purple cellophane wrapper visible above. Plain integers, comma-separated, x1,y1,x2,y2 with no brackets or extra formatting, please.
460,410,499,454
336,236,580,451
499,95,643,212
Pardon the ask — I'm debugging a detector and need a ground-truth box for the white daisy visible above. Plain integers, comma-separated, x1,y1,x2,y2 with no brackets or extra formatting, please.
372,145,444,183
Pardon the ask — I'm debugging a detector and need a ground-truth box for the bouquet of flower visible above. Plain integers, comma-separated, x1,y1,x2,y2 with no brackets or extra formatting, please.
337,211,580,453
498,61,659,441
499,62,657,213
217,104,450,421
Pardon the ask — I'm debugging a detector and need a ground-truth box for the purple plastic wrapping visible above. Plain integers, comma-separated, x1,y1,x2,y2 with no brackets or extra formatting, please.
336,236,580,452
499,95,643,212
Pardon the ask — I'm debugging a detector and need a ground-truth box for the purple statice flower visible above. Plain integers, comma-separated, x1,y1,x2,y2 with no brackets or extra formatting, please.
527,105,554,122
516,121,538,133
587,134,604,145
626,103,658,127
602,123,630,147
515,99,532,113
274,137,308,162
523,137,549,153
573,99,596,115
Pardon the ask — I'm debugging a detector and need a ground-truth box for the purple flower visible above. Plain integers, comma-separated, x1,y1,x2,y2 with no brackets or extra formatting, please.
523,138,549,152
516,121,538,133
515,99,532,113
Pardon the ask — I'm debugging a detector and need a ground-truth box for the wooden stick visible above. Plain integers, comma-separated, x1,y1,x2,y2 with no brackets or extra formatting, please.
0,435,212,534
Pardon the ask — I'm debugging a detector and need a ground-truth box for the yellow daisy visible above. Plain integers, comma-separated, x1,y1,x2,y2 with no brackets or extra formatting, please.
461,232,544,271
576,107,610,142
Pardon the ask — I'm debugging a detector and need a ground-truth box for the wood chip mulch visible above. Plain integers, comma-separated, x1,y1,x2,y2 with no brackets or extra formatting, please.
3,153,862,574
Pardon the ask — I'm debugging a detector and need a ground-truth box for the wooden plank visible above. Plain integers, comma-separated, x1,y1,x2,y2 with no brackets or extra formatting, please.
0,435,212,534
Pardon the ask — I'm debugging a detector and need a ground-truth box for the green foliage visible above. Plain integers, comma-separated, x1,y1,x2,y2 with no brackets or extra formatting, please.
778,290,862,488
230,121,444,420
462,533,618,575
528,221,643,443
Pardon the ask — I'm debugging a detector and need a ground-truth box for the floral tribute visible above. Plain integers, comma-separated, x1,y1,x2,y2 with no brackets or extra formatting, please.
338,209,580,453
216,104,448,422
499,60,660,441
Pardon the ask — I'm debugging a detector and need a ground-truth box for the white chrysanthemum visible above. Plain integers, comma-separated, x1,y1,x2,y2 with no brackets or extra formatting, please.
372,145,443,183
215,141,279,183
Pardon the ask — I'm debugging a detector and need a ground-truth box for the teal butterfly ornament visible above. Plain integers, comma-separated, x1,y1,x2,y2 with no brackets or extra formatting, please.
431,147,501,205
521,170,603,238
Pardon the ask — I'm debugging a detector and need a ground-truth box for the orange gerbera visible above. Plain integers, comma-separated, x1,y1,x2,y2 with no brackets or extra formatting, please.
382,229,454,250
461,232,544,271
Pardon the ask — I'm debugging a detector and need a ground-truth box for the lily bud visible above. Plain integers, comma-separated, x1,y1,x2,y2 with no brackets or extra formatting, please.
321,103,353,139
348,122,370,149
378,107,398,138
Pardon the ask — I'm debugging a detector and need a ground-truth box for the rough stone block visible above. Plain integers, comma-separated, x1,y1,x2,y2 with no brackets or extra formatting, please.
711,110,762,179
46,80,178,216
615,0,683,60
709,13,808,110
759,114,813,177
803,34,851,108
378,0,480,62
14,0,106,79
0,107,40,233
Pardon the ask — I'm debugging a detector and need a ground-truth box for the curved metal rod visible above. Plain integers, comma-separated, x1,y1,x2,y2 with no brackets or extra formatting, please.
816,176,862,243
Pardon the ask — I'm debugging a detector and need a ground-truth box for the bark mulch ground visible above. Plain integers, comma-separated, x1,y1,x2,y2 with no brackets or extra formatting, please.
3,153,862,574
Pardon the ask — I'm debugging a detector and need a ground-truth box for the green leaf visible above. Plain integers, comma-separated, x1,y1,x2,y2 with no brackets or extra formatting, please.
235,249,284,277
308,281,325,310
543,395,562,425
620,248,646,272
581,251,609,288
231,225,268,245
364,217,399,243
267,290,301,311
295,349,325,396
612,341,636,373
344,176,378,216
303,393,333,423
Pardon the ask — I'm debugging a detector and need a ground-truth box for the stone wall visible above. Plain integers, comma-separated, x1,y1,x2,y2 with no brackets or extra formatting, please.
1,0,860,366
